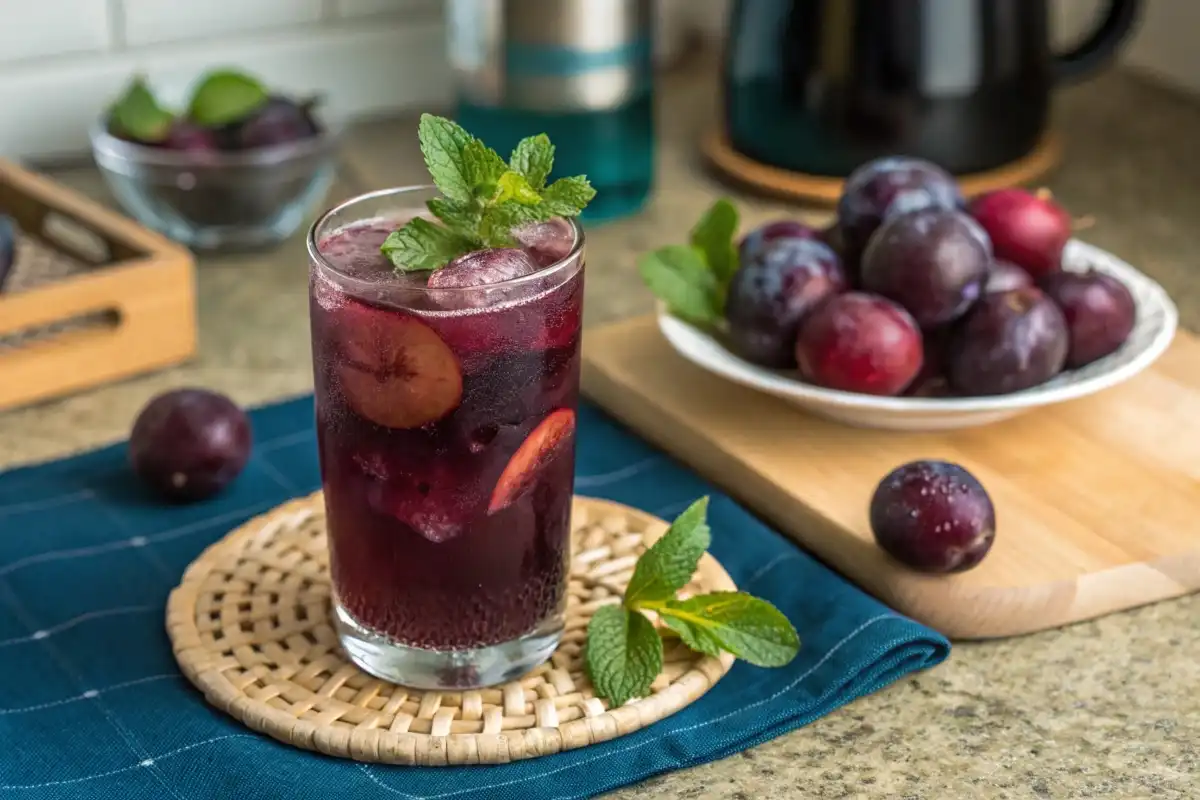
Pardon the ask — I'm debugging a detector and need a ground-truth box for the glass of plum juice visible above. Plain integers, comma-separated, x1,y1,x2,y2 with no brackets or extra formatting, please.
307,185,583,689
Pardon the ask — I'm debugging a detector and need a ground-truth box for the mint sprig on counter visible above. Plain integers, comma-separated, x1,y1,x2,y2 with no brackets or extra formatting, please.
585,497,800,707
638,198,740,326
381,114,597,272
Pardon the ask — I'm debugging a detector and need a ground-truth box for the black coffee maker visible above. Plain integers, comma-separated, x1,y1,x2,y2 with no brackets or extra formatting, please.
722,0,1142,178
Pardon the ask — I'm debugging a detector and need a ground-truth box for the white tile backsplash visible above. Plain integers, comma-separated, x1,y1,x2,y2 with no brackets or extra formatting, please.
122,0,324,46
0,0,111,65
0,1,449,161
333,0,441,19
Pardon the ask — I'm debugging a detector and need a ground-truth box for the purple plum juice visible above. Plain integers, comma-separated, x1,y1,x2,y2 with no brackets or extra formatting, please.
309,206,583,664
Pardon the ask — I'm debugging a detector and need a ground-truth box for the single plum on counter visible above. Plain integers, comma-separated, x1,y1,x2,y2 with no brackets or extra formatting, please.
985,259,1034,294
725,237,846,368
946,286,1069,396
129,388,252,502
836,157,964,263
795,292,924,395
860,208,991,329
1040,269,1136,368
870,460,996,574
970,188,1071,281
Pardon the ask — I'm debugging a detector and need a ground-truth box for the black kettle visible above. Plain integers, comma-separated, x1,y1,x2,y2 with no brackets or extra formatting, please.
723,0,1142,177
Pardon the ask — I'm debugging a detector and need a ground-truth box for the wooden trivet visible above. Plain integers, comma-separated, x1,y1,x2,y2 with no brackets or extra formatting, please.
701,127,1063,206
167,493,737,766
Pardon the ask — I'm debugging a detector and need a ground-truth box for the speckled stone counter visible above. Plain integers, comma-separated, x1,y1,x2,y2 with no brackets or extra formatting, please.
3,55,1200,798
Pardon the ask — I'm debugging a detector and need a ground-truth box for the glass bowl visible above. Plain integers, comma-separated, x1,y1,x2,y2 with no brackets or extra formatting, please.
90,120,341,251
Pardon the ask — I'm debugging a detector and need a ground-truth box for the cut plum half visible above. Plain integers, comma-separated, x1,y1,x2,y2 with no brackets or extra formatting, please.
488,409,576,514
337,303,463,429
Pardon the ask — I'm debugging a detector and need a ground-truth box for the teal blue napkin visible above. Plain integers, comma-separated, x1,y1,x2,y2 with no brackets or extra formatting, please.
0,397,948,799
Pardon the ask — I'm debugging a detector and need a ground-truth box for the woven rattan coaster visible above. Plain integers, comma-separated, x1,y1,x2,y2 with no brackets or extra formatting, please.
168,493,736,766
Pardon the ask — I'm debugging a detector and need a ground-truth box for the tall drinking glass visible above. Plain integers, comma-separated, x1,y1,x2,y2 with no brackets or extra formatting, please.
306,186,584,689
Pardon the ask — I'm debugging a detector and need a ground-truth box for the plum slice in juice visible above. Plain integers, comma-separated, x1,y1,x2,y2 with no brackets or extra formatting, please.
310,217,582,651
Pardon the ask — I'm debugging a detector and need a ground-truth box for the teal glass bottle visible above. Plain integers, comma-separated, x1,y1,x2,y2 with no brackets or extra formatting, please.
447,0,655,224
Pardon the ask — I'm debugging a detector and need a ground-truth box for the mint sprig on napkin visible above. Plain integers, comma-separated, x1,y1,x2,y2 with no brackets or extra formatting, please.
381,114,596,272
637,198,741,326
586,497,800,706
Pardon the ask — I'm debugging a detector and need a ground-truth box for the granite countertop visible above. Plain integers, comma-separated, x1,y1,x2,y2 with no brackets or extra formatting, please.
4,55,1200,798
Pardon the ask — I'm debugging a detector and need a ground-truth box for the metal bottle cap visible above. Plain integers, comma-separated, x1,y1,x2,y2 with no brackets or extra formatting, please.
449,0,653,113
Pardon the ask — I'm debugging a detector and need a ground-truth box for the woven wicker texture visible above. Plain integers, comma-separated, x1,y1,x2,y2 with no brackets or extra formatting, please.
0,233,111,352
168,493,737,766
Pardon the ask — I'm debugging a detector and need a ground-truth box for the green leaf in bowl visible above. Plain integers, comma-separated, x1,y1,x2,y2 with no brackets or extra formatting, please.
109,76,175,143
187,69,268,127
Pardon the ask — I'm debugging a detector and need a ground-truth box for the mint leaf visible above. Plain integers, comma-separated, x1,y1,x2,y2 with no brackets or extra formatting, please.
463,139,508,199
479,201,542,247
585,604,663,706
510,134,554,190
625,498,711,609
638,245,722,326
418,113,475,203
381,218,474,272
187,69,268,126
541,176,596,217
426,198,482,241
495,170,542,206
690,198,739,283
658,592,800,668
109,76,174,143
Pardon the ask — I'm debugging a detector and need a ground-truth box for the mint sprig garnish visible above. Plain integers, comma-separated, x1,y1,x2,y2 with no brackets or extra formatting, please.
585,497,800,706
381,114,596,272
638,198,740,325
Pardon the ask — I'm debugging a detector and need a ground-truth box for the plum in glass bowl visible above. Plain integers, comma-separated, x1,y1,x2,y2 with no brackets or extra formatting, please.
90,70,340,251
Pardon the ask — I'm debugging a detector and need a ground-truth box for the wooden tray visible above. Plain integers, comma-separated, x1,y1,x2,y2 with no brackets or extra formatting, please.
0,159,196,412
581,315,1200,640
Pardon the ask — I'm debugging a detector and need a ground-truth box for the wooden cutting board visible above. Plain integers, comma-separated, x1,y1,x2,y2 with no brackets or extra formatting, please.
581,315,1200,640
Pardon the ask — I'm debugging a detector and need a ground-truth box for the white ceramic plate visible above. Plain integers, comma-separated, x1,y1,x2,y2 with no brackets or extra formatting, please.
657,239,1178,431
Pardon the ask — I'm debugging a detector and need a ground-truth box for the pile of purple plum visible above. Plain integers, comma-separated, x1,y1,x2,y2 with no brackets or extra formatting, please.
726,157,1137,398
107,69,322,156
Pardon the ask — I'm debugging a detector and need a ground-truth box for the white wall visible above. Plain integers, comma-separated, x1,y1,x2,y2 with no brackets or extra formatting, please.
0,0,448,161
1056,0,1200,95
